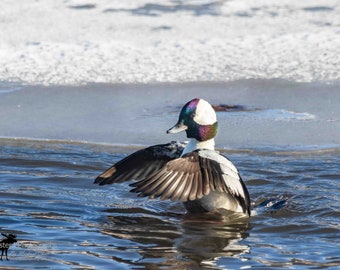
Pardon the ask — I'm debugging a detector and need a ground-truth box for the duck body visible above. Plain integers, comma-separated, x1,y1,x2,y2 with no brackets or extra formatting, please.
95,98,251,216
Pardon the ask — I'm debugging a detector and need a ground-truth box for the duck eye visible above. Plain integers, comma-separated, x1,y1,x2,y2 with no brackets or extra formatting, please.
190,113,196,119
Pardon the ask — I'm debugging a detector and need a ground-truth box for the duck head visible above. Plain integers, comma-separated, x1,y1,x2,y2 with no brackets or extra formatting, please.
167,98,218,141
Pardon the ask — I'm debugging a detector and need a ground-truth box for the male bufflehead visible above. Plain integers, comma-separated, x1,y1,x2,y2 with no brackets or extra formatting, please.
95,98,251,216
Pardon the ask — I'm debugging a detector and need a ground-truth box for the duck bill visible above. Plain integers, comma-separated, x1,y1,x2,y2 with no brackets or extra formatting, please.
166,121,187,134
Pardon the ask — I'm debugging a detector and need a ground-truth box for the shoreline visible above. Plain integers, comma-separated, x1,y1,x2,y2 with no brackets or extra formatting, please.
1,136,339,155
1,80,339,151
2,77,340,89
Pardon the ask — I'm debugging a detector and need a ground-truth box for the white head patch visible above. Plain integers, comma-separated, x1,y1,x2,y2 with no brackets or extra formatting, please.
193,99,217,125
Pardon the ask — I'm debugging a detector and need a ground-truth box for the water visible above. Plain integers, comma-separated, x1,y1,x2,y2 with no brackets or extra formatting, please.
0,139,339,269
0,79,339,268
1,0,339,267
0,79,340,268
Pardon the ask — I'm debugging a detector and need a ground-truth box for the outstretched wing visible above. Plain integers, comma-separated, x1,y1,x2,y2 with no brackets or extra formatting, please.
94,141,185,185
130,149,251,215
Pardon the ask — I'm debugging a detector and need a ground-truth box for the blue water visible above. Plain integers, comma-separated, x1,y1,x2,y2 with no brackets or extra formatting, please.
0,80,339,268
1,0,339,267
0,139,339,269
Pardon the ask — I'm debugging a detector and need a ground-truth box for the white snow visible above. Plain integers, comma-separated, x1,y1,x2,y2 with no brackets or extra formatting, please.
0,0,339,85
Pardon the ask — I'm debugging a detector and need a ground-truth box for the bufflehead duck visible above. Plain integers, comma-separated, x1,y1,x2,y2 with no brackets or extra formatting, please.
95,98,251,216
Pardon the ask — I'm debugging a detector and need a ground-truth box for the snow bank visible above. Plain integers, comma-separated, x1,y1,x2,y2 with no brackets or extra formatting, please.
0,0,339,85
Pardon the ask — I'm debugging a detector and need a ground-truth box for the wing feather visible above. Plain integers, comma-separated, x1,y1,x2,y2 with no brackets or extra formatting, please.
180,173,193,201
160,174,182,201
130,149,251,215
188,171,199,200
94,141,185,185
169,172,187,201
149,172,178,198
131,170,172,195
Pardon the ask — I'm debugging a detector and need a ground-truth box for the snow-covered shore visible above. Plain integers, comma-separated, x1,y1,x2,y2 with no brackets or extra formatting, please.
1,0,339,85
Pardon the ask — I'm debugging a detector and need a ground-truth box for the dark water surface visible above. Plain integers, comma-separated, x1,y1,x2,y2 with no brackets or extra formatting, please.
0,139,339,269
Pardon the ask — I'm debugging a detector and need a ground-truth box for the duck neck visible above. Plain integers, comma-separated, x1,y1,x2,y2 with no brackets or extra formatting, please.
181,138,215,156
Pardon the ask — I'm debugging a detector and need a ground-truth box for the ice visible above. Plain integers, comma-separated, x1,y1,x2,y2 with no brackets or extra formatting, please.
0,1,339,150
220,109,316,121
0,0,339,85
0,80,339,150
0,82,23,94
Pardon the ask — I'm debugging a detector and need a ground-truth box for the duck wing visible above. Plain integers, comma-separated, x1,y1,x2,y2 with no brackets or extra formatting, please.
130,149,251,215
94,141,185,185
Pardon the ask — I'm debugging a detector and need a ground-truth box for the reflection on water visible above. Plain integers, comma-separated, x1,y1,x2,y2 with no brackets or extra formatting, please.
177,215,250,269
99,207,250,269
0,139,339,269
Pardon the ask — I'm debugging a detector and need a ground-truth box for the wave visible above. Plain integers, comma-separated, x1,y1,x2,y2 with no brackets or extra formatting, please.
1,137,339,156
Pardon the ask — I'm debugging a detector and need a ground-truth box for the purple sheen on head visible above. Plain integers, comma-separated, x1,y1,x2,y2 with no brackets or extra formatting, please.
187,98,200,110
186,121,218,141
198,122,218,141
175,98,218,141
181,98,200,116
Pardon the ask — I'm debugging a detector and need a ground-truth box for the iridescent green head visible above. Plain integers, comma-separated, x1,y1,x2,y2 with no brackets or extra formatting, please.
167,98,218,141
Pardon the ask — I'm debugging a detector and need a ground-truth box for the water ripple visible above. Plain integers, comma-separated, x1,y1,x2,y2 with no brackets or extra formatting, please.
0,141,339,268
